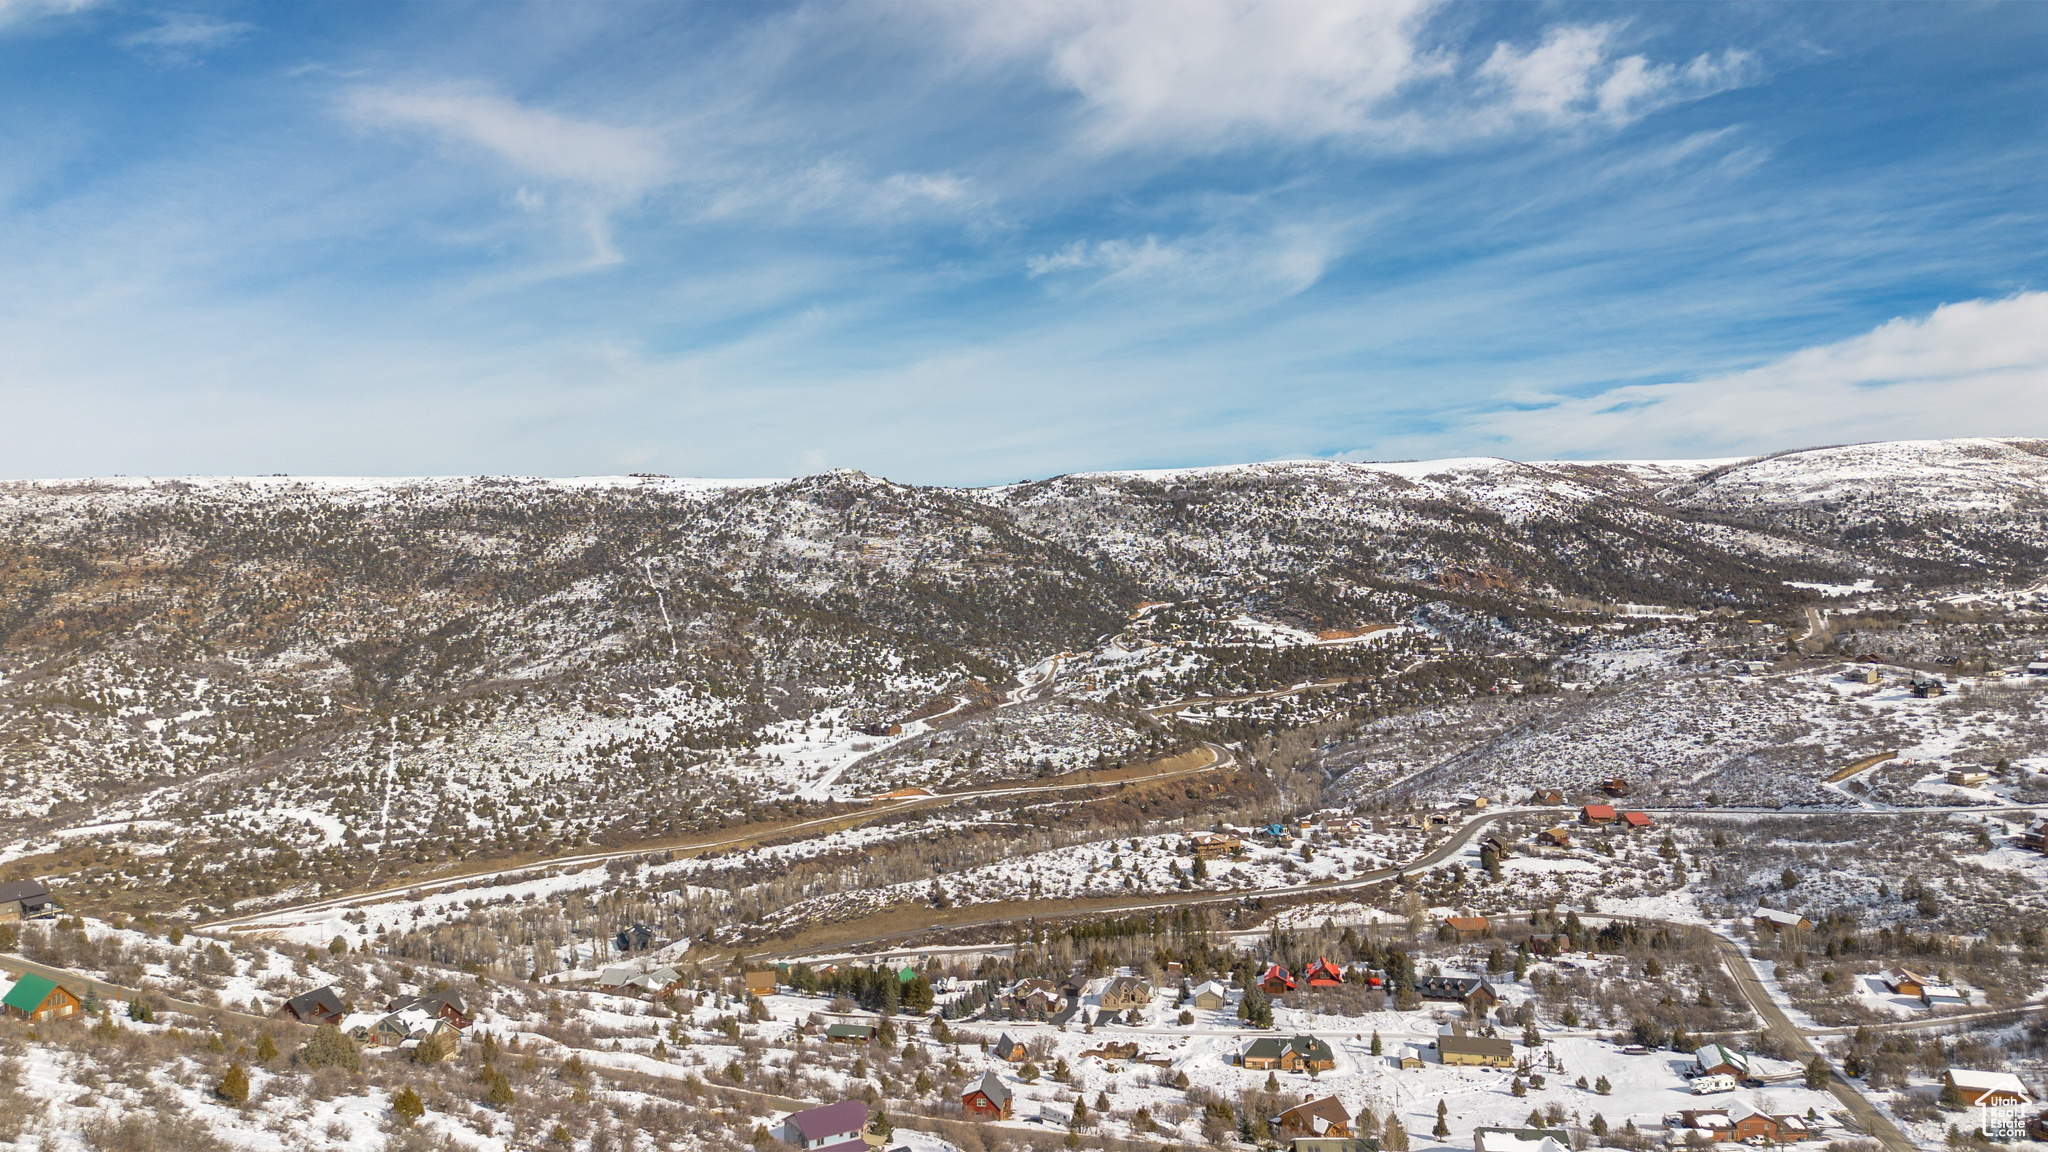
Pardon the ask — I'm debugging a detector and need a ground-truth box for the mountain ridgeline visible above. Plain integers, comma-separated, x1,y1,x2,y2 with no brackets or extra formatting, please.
1,437,2045,877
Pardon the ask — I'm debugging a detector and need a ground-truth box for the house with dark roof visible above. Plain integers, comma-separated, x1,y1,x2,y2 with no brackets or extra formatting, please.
1283,1035,1336,1072
1416,974,1497,1007
963,1071,1012,1119
825,1022,876,1043
1099,975,1152,1010
275,985,350,1026
1527,790,1565,806
992,1032,1026,1061
0,879,56,922
1272,1097,1352,1139
2,974,79,1022
778,1100,869,1152
1241,1037,1288,1069
387,992,472,1031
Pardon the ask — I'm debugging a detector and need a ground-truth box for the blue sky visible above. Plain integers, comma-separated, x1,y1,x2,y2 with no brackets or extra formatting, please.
1,1,2045,484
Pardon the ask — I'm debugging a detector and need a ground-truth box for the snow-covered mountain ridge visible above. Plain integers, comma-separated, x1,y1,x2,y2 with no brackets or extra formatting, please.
1,436,2045,920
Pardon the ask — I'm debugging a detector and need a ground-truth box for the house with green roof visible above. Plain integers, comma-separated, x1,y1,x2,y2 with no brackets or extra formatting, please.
1284,1034,1337,1071
825,1022,877,1043
1240,1036,1287,1069
3,973,80,1023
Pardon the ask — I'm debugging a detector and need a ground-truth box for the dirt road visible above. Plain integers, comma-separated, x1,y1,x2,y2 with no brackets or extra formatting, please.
202,742,1234,933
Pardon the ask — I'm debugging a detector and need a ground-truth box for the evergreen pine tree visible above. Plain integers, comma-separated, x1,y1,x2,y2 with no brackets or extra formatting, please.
215,1062,250,1107
392,1087,425,1125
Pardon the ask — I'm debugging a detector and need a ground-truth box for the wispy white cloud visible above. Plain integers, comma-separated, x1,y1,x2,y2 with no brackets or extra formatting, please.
1025,219,1340,302
1475,24,1754,131
119,12,252,64
1026,236,1178,278
343,85,670,267
0,0,99,32
953,2,1757,153
1380,293,2048,460
345,85,668,193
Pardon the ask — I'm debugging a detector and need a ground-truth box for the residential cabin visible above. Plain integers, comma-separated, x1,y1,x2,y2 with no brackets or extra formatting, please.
1099,976,1152,1010
1303,958,1345,988
2022,820,2048,852
1,974,79,1023
1259,963,1296,994
1283,1035,1336,1072
1883,968,1929,998
1946,769,1990,787
1911,678,1947,698
963,1071,1013,1119
1438,1031,1515,1068
825,1023,876,1044
1676,1110,1733,1139
0,879,56,922
1416,974,1498,1007
1240,1037,1286,1070
1272,1097,1352,1140
744,970,778,996
1727,1099,1811,1142
1600,778,1632,797
1753,908,1812,932
1444,915,1490,940
992,1032,1026,1062
275,985,350,1027
779,1100,869,1152
386,992,473,1031
1619,811,1652,829
1527,790,1564,806
1693,1043,1752,1079
1580,805,1617,825
1190,832,1243,859
1943,1069,2032,1107
1191,980,1231,1010
1536,828,1572,848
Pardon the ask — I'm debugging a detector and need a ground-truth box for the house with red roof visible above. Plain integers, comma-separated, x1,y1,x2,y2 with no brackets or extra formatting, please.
1303,958,1344,988
1581,804,1617,825
1620,811,1653,829
1259,963,1296,994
